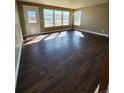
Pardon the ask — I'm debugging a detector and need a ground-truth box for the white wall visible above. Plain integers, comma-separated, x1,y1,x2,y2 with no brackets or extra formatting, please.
15,3,23,83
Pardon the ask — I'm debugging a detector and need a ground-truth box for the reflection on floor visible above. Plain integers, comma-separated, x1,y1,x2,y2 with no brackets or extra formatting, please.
44,33,59,41
57,31,67,37
25,31,84,46
74,31,84,38
25,34,49,45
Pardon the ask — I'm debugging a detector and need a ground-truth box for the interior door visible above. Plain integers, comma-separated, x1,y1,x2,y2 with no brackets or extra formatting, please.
23,5,41,35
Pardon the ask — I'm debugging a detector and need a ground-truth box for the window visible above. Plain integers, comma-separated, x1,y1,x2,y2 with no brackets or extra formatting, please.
55,10,62,26
43,9,70,27
63,11,70,25
74,11,81,26
27,11,37,23
43,9,54,27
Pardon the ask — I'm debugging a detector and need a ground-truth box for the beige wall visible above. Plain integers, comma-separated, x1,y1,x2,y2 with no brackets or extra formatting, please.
74,3,109,35
15,3,23,83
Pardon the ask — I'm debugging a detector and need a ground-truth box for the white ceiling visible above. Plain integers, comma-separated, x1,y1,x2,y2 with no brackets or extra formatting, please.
19,0,109,9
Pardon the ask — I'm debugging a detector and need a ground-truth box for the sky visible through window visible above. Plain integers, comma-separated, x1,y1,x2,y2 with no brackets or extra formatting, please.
28,11,37,23
44,9,53,16
28,11,36,17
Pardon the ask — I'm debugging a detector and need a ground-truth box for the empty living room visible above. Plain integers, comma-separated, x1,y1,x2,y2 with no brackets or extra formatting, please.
15,0,109,93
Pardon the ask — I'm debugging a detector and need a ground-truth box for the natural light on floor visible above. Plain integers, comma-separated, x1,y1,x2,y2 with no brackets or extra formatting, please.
57,31,67,38
25,34,49,45
24,31,84,45
74,31,84,38
44,33,59,41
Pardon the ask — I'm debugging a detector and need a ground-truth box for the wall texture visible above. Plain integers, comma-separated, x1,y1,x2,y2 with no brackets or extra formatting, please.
74,3,109,35
15,3,23,83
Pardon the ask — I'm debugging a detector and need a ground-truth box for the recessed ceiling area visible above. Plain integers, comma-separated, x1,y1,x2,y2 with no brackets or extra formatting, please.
19,0,109,9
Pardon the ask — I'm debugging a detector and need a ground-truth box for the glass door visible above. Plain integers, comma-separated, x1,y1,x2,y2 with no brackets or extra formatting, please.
23,5,41,35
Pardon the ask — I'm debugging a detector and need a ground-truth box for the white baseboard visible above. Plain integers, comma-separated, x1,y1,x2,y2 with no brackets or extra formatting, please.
75,28,109,37
15,41,23,85
94,84,100,93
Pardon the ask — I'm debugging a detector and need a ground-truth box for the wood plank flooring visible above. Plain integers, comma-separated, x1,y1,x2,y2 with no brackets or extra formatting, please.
16,30,109,93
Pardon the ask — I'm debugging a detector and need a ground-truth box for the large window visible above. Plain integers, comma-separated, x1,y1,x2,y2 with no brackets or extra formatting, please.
74,11,81,26
55,10,62,26
63,11,70,25
27,11,37,23
43,9,54,27
43,9,70,27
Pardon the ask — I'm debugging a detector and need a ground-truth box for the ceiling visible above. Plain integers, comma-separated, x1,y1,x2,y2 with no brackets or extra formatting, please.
19,0,109,9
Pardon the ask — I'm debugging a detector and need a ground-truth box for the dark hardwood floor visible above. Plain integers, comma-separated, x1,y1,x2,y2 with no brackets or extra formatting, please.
16,30,109,93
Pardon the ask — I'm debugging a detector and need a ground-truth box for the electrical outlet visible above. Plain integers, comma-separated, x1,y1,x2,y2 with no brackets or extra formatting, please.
102,30,105,33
